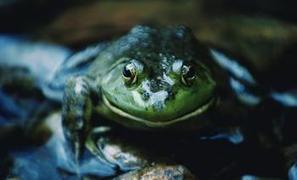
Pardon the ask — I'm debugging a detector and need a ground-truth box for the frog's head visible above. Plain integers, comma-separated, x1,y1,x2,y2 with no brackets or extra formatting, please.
100,25,216,129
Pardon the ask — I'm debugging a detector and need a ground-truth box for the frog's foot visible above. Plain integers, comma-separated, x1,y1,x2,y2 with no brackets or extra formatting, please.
81,129,196,179
84,128,148,173
113,163,195,180
62,76,93,160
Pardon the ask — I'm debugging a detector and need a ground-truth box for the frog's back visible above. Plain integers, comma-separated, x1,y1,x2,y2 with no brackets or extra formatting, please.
88,25,208,79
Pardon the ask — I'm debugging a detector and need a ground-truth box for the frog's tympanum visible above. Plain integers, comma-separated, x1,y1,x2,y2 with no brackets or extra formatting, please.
61,25,217,157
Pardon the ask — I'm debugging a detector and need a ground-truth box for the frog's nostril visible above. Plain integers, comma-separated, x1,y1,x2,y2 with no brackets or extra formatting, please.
166,90,175,101
142,91,150,101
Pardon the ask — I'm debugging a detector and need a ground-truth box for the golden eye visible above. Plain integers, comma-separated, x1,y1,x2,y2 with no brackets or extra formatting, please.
122,62,137,85
181,64,196,86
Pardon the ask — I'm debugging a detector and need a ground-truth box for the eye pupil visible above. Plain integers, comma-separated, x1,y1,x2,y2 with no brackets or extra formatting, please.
122,63,137,84
182,66,195,78
181,64,196,86
123,66,132,77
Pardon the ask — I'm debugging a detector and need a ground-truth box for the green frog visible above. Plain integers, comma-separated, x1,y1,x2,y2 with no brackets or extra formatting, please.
51,26,226,179
1,25,296,179
60,25,217,152
0,25,233,179
53,25,297,179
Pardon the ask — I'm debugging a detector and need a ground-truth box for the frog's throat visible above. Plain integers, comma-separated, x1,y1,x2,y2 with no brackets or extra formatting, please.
102,94,215,128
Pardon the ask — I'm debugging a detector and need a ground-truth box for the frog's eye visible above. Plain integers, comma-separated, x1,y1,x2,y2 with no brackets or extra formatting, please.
122,62,137,85
181,64,196,86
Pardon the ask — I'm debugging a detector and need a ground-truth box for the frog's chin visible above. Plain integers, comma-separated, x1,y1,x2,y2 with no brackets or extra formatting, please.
102,94,216,128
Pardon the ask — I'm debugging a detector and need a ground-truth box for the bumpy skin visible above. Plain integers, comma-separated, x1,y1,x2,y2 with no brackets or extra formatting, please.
62,25,217,159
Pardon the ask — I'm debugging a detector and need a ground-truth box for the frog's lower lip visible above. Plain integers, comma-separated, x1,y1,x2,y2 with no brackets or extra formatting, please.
102,94,216,128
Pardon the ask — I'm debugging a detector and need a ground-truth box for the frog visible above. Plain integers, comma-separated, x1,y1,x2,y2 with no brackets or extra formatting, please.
48,26,227,178
59,24,217,153
1,25,297,179
0,25,220,178
41,25,297,179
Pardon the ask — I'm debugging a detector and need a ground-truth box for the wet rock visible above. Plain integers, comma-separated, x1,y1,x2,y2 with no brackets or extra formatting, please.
114,164,195,180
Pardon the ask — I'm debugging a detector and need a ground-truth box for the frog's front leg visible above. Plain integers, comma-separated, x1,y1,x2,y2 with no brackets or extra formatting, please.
62,76,95,160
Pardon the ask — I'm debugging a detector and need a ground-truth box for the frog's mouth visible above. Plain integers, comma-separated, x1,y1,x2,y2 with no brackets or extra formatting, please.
102,94,216,128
